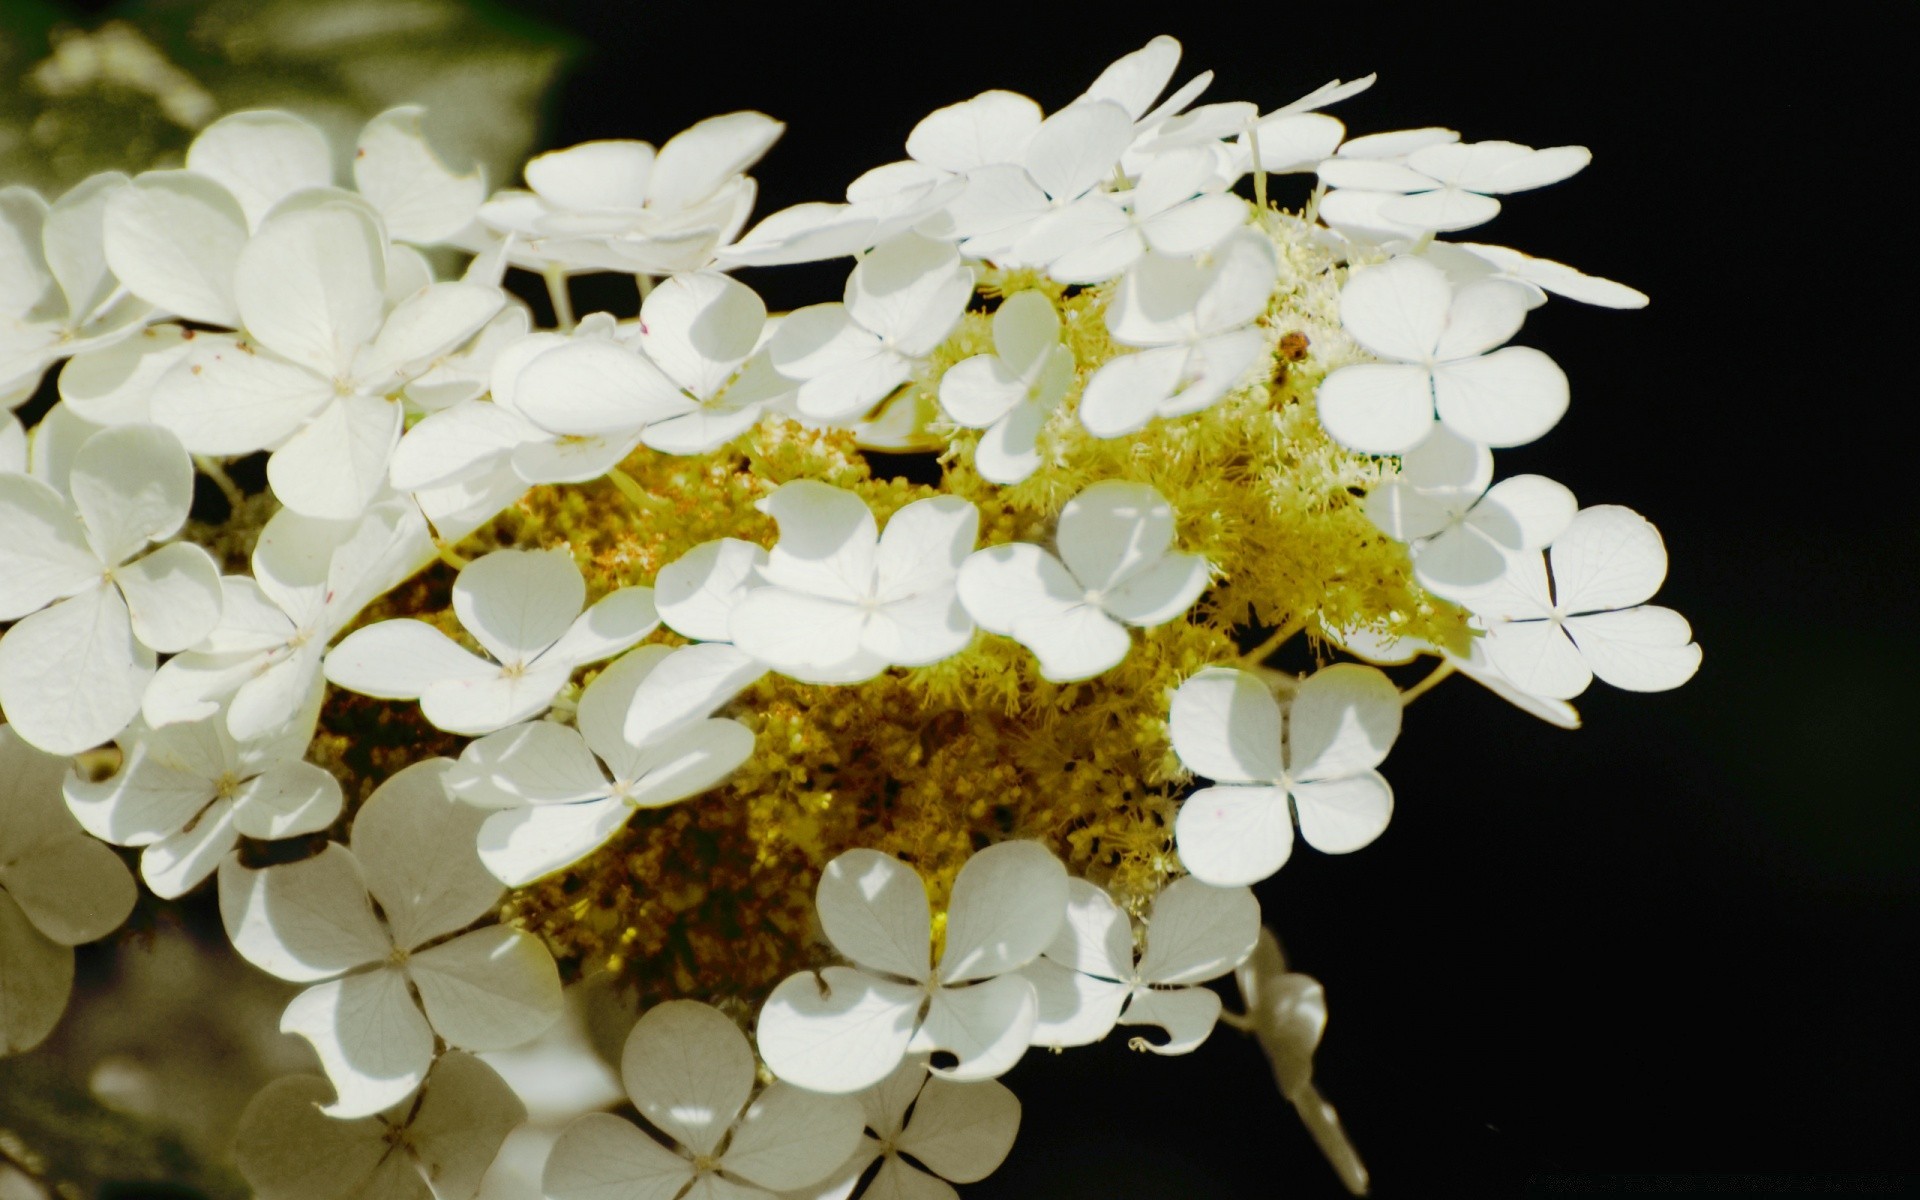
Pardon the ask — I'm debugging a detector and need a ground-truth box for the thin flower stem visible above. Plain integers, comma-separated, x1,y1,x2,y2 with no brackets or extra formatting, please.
544,263,575,332
1292,1083,1371,1196
1239,617,1304,666
1399,660,1456,706
1247,116,1271,228
636,273,655,303
193,455,246,511
608,467,669,512
432,538,469,571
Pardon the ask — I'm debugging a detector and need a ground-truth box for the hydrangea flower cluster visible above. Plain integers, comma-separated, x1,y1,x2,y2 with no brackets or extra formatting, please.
0,34,1698,1194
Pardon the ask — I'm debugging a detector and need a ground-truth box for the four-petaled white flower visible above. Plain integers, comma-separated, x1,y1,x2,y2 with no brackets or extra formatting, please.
234,1051,524,1200
1419,241,1649,310
325,548,658,735
0,725,138,1055
219,758,563,1117
148,198,503,518
756,841,1068,1094
1022,875,1259,1054
1170,664,1402,886
801,1056,1021,1200
2,173,152,407
728,481,979,684
1323,618,1581,731
1365,424,1577,599
1317,254,1569,455
144,498,434,741
1021,145,1247,284
1459,504,1702,700
768,233,973,422
447,643,760,886
545,1000,865,1200
1318,137,1590,235
937,290,1073,484
1079,231,1278,437
0,424,222,754
63,701,342,899
939,101,1137,266
957,480,1208,682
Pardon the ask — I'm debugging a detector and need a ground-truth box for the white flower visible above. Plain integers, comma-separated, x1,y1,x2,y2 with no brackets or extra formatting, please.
219,759,563,1117
144,498,434,741
1078,230,1278,437
545,1001,865,1200
1020,146,1247,284
0,424,222,754
0,725,138,1055
63,701,342,899
728,481,979,684
1318,137,1590,236
1460,505,1702,700
235,1051,525,1200
940,101,1137,265
654,536,771,645
1420,241,1648,310
1316,254,1568,454
354,105,488,246
802,1057,1021,1200
325,548,658,736
1169,665,1401,886
2,174,152,407
755,841,1068,1094
446,644,759,887
1324,619,1581,730
1365,424,1576,598
148,198,504,518
937,290,1072,484
478,114,785,274
1022,876,1259,1054
768,234,972,423
957,481,1208,682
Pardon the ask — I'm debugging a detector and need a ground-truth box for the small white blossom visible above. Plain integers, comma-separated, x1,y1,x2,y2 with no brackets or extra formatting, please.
1325,619,1582,730
446,644,759,887
1318,136,1589,236
728,481,978,684
219,759,563,1117
801,1057,1021,1200
63,700,342,899
1420,241,1649,310
1170,665,1401,886
0,725,138,1055
1459,505,1702,700
957,481,1208,681
1020,146,1247,284
325,548,658,735
0,424,222,754
545,1001,865,1200
1317,254,1568,454
1022,876,1259,1054
756,841,1067,1094
940,101,1137,265
937,290,1072,484
235,1052,525,1200
1079,230,1278,437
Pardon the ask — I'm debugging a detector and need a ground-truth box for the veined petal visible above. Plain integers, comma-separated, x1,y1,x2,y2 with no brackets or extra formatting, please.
757,481,877,601
758,967,922,1094
1292,773,1394,854
280,968,433,1118
1431,346,1568,448
1315,362,1436,455
1102,552,1208,627
1482,618,1591,701
350,759,500,950
1564,607,1701,693
235,203,387,377
895,1074,1020,1184
1434,279,1530,360
874,496,977,603
638,271,765,398
358,282,504,385
938,841,1066,984
325,620,492,699
514,339,695,436
912,975,1037,1082
544,1111,694,1200
845,234,971,357
230,761,343,841
477,797,633,887
1022,101,1132,203
723,1081,864,1191
454,548,585,665
1058,480,1175,594
266,393,403,519
102,171,247,326
1167,667,1283,783
216,846,389,982
1549,505,1669,614
447,720,610,809
541,585,659,671
0,473,99,619
620,999,756,1157
1174,784,1294,886
149,335,333,456
69,423,195,565
1022,958,1128,1048
817,848,933,982
0,585,152,756
939,355,1026,429
186,111,332,229
621,642,765,748
655,537,767,642
1078,346,1185,438
906,90,1040,172
1338,255,1449,361
1137,876,1260,986
116,541,223,653
1117,985,1220,1055
232,1075,390,1200
409,925,561,1050
1287,663,1401,779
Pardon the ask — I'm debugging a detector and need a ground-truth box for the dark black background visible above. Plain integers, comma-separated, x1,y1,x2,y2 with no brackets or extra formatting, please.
478,5,1918,1196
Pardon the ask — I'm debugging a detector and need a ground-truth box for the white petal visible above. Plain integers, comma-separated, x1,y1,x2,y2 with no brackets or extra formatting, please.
324,620,491,699
1174,785,1294,885
955,544,1079,636
1021,958,1128,1048
410,925,562,1050
1117,985,1220,1055
1338,255,1448,361
816,848,933,982
139,796,239,899
477,797,633,886
656,538,767,642
102,171,247,326
619,718,755,809
1564,607,1701,693
514,339,693,436
526,140,652,210
453,547,584,664
448,720,609,809
1102,552,1208,627
1190,234,1279,335
896,1075,1020,1183
405,1052,528,1200
42,173,122,320
58,323,190,427
907,91,1040,171
359,282,504,384
0,805,136,947
758,480,877,601
973,397,1050,485
266,393,403,519
187,112,332,229
1167,667,1283,783
1291,774,1394,854
1057,480,1175,593
1138,876,1260,986
639,271,765,398
280,968,432,1118
938,355,1025,429
1022,102,1133,203
938,840,1066,984
757,966,922,1094
650,112,783,211
0,473,100,619
1433,279,1530,361
235,203,386,377
1315,362,1436,454
1380,186,1502,233
0,585,152,756
70,423,193,565
1078,346,1185,438
1470,473,1578,553
350,759,500,950
232,1074,389,1200
845,236,972,358
1288,664,1401,779
620,643,764,747
1482,618,1592,701
864,1157,956,1200
874,496,975,602
912,975,1036,1081
217,846,389,981
620,999,755,1156
731,589,881,684
1042,878,1131,979
354,106,486,244
542,585,659,671
0,891,72,1055
231,760,344,840
1455,242,1648,309
149,335,332,456
116,541,222,653
1549,504,1670,614
1431,346,1568,448
389,400,539,490
544,1112,694,1200
723,1082,866,1191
